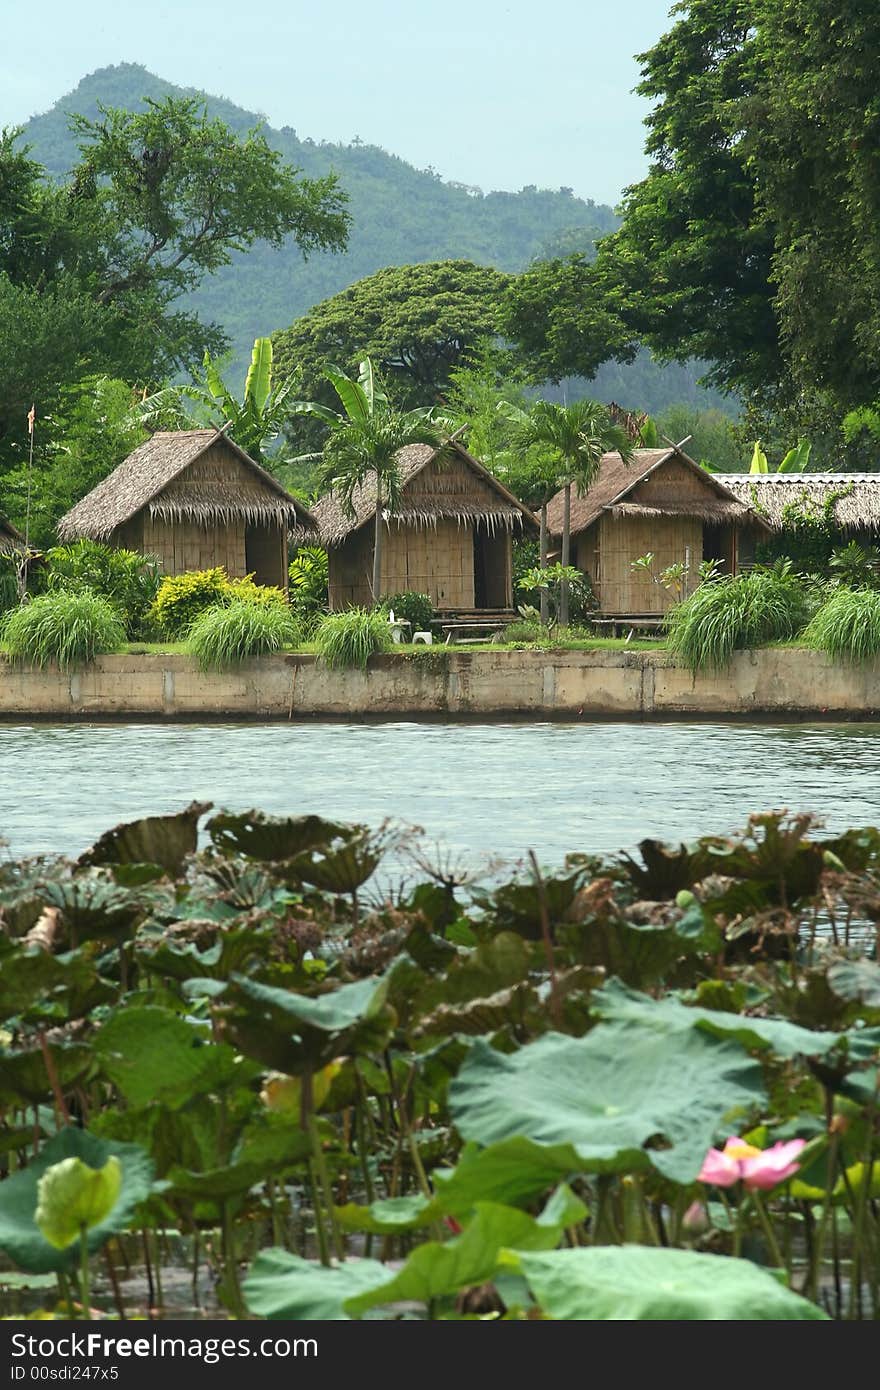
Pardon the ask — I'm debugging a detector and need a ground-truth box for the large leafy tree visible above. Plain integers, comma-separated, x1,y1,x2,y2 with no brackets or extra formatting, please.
273,261,511,415
500,253,637,385
0,97,349,463
748,2,880,408
298,359,446,600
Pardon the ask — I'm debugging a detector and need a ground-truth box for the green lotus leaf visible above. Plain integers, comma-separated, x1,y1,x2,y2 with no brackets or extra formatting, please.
0,1044,93,1109
79,803,210,876
449,1023,764,1183
346,1186,586,1316
36,1156,122,1249
593,978,850,1059
507,1246,829,1320
432,1137,584,1215
94,1006,258,1108
244,1251,388,1320
0,1129,154,1273
220,972,395,1073
207,810,347,863
334,1193,439,1236
827,959,880,1009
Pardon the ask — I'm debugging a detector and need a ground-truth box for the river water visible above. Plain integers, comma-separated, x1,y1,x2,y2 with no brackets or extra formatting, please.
2,719,880,877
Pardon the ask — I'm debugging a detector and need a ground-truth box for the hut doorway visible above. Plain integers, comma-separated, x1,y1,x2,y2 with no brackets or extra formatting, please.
702,523,737,576
245,523,286,590
472,526,510,609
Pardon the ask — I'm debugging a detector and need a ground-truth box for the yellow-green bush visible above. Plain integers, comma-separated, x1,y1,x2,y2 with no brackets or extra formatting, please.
150,569,288,636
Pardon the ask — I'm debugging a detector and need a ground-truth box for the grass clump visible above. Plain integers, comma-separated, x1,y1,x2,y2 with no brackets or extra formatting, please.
2,591,125,669
804,587,880,662
666,571,811,672
314,607,393,669
187,600,301,671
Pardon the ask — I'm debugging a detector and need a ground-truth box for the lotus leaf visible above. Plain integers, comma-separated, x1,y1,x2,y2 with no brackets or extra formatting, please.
79,803,210,876
449,1023,763,1183
508,1245,829,1319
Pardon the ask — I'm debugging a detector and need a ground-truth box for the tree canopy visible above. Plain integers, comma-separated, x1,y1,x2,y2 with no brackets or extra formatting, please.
273,260,511,411
0,96,349,463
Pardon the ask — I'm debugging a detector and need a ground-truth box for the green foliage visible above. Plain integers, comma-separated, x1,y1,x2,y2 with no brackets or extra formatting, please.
500,253,636,384
150,567,230,636
381,591,434,632
2,377,148,549
187,600,300,670
314,608,393,669
0,95,349,467
754,483,854,573
274,261,511,416
287,546,329,633
1,797,880,1318
45,539,160,637
805,588,880,663
518,565,591,625
139,337,300,465
829,542,880,589
666,571,811,672
0,1128,153,1274
510,1246,827,1320
2,590,125,668
658,403,745,472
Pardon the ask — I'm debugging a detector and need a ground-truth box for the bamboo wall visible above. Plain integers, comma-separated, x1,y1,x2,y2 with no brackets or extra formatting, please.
329,521,480,609
596,513,703,614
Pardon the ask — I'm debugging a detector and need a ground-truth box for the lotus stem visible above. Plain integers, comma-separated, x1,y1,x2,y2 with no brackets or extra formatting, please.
79,1225,91,1320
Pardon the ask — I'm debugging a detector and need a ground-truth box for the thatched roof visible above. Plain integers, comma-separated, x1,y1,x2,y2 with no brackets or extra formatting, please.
0,517,27,555
545,447,762,539
723,474,880,532
305,440,538,546
57,429,315,541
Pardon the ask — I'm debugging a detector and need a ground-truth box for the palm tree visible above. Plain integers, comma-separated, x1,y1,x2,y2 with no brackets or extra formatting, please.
296,358,446,601
138,337,297,465
513,400,634,626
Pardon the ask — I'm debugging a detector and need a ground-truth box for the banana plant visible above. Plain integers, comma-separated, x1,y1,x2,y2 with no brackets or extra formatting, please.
749,439,812,473
137,337,298,465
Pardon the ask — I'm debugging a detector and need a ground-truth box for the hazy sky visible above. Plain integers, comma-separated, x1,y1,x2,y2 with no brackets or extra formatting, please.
2,0,675,205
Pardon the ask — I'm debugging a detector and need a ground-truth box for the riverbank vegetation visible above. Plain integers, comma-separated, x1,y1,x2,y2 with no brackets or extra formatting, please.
1,803,879,1319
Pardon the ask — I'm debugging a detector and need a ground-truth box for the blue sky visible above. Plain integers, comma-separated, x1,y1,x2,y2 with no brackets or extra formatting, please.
2,0,675,205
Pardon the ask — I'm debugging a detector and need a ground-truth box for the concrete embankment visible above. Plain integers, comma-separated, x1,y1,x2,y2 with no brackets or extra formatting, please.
0,647,878,720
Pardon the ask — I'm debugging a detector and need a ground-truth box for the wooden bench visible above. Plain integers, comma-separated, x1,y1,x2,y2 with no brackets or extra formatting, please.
440,618,514,646
590,615,667,640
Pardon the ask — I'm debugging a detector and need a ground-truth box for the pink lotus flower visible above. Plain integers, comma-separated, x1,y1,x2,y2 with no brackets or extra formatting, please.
698,1135,806,1191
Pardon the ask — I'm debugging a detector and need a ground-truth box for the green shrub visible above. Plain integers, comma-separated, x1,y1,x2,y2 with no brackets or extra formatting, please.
45,540,160,637
666,570,811,672
187,600,301,671
2,591,125,669
151,569,290,637
226,577,288,609
314,608,394,669
288,547,329,634
151,568,230,636
804,587,880,662
381,590,434,633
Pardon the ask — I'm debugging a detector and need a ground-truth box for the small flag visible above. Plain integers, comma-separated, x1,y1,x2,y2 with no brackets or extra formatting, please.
26,405,35,436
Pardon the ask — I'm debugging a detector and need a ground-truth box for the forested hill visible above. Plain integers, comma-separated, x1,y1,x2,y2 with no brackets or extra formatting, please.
22,64,617,369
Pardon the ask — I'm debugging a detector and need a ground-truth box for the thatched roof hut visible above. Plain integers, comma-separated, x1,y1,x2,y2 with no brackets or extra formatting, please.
546,446,767,616
58,429,315,590
722,474,880,532
306,439,538,611
0,517,27,556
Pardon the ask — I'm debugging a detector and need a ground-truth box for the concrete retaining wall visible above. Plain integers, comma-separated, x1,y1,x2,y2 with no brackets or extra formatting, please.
0,647,878,719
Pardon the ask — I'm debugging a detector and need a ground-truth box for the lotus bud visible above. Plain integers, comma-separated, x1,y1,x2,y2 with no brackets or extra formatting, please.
36,1155,122,1250
682,1200,710,1236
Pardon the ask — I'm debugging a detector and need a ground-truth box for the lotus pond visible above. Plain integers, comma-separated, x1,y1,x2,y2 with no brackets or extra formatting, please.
1,778,880,1321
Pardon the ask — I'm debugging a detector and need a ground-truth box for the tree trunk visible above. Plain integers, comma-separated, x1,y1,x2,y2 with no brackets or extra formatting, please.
539,501,549,626
372,480,383,602
560,483,571,628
